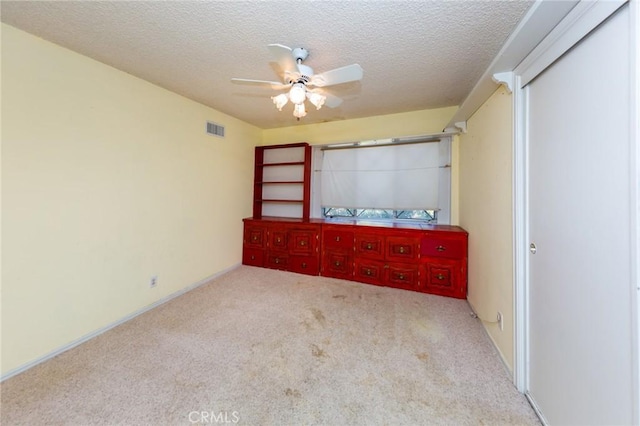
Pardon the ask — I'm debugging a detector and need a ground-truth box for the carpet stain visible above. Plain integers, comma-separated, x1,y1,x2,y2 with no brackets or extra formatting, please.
284,388,302,398
299,319,313,331
411,318,444,342
416,352,430,362
311,308,326,326
311,344,328,358
332,294,347,300
356,373,378,386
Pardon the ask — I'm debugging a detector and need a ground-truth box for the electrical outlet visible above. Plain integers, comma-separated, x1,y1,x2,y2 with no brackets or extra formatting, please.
497,311,504,331
150,275,158,288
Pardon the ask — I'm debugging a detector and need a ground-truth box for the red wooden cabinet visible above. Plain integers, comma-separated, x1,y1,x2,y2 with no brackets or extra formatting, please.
420,231,468,298
354,258,386,286
386,235,420,262
269,228,288,251
242,247,264,267
421,233,466,259
244,223,267,249
289,228,317,255
242,222,267,267
287,225,320,275
243,218,320,276
321,226,354,279
353,230,422,292
242,218,468,299
266,251,289,270
387,262,421,291
355,233,385,260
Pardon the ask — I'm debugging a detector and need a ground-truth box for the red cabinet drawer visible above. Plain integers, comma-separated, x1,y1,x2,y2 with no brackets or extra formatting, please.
422,258,466,299
265,252,289,270
322,251,353,279
242,248,264,267
269,229,288,251
244,224,266,249
355,234,385,260
289,255,319,276
421,234,467,259
429,266,451,285
386,236,419,262
289,228,317,255
354,259,386,285
323,228,354,250
386,263,420,291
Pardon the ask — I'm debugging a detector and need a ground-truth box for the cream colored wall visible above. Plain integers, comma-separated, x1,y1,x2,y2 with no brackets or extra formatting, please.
458,86,514,371
1,24,260,376
262,107,458,146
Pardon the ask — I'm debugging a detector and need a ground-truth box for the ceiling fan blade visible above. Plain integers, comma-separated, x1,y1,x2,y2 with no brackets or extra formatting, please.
267,44,298,74
231,78,289,90
323,92,343,108
311,64,363,87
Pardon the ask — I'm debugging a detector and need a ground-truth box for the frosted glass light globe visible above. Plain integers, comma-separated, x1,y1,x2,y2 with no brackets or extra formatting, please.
293,103,307,118
307,92,326,110
271,93,288,111
289,83,307,105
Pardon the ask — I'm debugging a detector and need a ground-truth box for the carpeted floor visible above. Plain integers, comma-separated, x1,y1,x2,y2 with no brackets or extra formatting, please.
1,266,540,425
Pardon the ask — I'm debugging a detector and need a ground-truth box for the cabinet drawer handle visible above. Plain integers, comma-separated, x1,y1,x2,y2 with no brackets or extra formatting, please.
275,258,280,264
399,247,406,254
335,236,341,242
366,243,373,250
252,236,258,241
399,273,405,280
301,262,307,269
365,268,372,276
436,245,446,252
300,240,306,246
334,261,341,267
436,273,445,280
250,255,255,260
276,237,281,243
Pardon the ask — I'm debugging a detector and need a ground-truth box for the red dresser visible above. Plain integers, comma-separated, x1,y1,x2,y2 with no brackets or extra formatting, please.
243,217,468,299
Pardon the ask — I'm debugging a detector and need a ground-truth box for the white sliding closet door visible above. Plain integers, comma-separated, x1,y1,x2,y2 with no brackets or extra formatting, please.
526,4,634,424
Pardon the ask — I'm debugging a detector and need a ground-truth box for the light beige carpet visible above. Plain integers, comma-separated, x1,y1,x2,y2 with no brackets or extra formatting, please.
1,266,539,425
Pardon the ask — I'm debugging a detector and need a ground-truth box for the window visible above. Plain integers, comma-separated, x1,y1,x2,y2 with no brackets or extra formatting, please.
322,207,438,223
313,137,451,224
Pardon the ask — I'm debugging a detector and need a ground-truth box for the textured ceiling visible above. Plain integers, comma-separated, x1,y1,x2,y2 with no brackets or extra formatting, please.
1,1,534,129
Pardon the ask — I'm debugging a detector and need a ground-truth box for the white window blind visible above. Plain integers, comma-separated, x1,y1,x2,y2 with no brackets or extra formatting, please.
320,141,445,210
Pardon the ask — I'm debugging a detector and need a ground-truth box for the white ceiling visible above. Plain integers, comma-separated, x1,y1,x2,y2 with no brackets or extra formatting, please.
1,1,534,129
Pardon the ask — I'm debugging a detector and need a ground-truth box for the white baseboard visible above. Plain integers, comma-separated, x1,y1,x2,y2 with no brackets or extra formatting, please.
465,299,514,382
0,263,240,382
526,392,549,425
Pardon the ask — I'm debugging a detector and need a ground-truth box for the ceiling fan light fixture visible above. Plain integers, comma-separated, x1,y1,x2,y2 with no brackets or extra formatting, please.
233,44,362,120
271,93,289,111
293,103,307,119
307,92,326,110
289,83,307,105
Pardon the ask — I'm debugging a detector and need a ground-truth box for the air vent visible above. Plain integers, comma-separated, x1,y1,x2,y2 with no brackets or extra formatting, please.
206,121,225,137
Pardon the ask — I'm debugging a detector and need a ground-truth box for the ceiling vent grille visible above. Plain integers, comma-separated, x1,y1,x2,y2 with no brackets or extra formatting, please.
206,121,225,137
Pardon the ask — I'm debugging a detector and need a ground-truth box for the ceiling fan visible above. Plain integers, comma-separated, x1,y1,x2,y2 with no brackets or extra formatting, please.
231,44,364,120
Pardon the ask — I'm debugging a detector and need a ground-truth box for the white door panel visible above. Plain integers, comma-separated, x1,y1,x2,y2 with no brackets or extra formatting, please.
527,5,633,424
